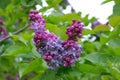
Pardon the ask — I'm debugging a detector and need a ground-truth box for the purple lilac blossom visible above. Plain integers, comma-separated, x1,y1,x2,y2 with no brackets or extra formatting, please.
29,10,83,70
66,20,84,40
62,40,82,67
29,10,46,32
0,17,7,40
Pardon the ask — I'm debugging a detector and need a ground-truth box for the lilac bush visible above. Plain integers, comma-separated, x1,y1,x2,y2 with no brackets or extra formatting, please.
29,10,84,70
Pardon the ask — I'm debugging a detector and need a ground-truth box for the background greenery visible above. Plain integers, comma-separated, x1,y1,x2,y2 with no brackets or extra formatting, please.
0,0,120,80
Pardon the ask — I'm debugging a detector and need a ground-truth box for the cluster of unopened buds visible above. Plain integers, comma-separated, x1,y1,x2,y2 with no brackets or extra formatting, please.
29,10,84,70
0,17,7,40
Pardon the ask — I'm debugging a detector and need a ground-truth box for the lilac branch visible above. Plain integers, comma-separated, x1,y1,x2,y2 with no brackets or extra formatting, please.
0,22,29,43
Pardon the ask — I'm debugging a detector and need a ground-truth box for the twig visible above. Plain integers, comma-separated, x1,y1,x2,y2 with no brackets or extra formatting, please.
0,22,29,43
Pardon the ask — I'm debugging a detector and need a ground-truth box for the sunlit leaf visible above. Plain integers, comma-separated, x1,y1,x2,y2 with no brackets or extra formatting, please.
82,29,95,35
114,0,120,4
86,52,112,66
93,25,110,32
109,16,120,27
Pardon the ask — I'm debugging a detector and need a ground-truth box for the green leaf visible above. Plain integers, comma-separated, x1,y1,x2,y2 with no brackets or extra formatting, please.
83,42,96,53
43,0,62,11
46,23,67,40
46,0,62,6
31,40,41,58
93,42,101,50
19,63,28,78
37,0,42,6
101,0,113,5
40,69,57,80
113,47,120,56
11,35,28,46
108,38,120,48
61,13,80,22
93,25,110,32
59,26,68,40
109,16,120,27
108,61,120,80
100,34,109,46
0,45,5,52
108,38,120,56
78,64,98,73
101,75,113,80
109,23,120,39
59,0,68,9
2,45,29,56
46,11,63,24
89,17,97,23
21,0,36,7
114,0,120,4
0,9,3,16
86,52,112,66
0,0,11,9
52,0,62,5
113,4,120,16
21,0,27,6
19,58,45,78
82,29,95,35
81,14,89,26
32,46,41,58
46,23,60,34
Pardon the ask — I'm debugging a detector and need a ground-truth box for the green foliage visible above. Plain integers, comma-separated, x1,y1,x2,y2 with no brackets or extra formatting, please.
0,0,120,80
109,16,120,27
93,25,110,32
113,4,120,16
101,0,113,4
114,0,120,4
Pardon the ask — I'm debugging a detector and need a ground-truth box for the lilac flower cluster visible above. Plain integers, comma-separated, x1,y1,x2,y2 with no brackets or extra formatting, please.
29,10,84,70
0,17,7,40
62,40,82,67
66,20,84,40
